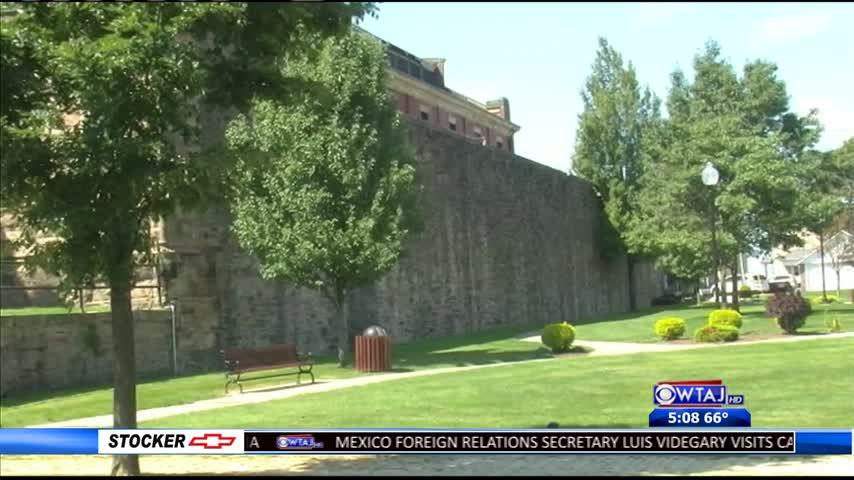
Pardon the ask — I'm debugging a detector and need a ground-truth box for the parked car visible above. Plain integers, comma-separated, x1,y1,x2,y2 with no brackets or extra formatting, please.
768,273,799,292
720,274,769,294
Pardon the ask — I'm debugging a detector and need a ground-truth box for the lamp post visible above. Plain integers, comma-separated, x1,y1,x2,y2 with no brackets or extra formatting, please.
702,162,721,308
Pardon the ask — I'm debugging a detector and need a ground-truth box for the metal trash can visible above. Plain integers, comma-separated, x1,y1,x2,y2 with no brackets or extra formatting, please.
355,326,391,372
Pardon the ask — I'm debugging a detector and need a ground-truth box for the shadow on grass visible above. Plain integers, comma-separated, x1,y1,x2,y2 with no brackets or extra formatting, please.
0,368,213,407
239,381,332,395
791,330,832,336
172,452,836,477
1,327,553,409
392,347,555,370
523,423,636,429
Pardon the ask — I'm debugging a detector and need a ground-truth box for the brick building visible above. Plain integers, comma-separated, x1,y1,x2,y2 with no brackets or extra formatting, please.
365,29,521,152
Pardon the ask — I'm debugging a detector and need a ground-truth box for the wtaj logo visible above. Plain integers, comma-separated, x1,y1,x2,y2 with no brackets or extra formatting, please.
277,435,324,450
654,380,744,407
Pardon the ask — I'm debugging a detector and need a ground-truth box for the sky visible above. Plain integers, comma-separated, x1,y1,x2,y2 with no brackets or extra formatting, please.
360,2,854,173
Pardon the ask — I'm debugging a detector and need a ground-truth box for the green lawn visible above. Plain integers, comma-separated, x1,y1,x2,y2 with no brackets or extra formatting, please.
2,303,851,428
805,289,853,302
0,305,112,317
146,337,854,429
0,325,550,428
573,302,854,343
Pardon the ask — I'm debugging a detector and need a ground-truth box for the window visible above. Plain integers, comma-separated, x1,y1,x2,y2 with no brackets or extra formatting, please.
472,127,485,146
448,115,457,131
496,136,504,149
419,105,430,122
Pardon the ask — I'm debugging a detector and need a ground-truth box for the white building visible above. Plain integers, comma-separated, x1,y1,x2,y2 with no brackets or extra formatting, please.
773,231,854,292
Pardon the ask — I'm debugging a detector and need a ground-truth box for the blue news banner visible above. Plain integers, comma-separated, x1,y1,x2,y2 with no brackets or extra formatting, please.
0,428,852,455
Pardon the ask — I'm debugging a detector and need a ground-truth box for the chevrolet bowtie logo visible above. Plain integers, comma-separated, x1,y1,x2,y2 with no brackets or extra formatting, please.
189,433,236,449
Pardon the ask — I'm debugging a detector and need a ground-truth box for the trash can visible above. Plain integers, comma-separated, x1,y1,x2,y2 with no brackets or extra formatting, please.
355,326,391,372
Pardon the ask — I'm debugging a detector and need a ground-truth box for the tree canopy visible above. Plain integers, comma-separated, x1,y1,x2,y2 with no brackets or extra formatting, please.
0,3,375,474
226,29,418,367
627,41,820,289
572,37,660,261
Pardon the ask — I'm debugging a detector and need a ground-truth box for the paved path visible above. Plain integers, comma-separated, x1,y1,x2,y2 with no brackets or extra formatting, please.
31,332,854,429
1,452,852,476
517,331,854,357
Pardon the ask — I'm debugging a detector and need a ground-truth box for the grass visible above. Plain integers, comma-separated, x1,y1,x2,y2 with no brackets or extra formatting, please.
146,337,854,429
804,289,853,303
0,304,112,317
573,302,854,343
2,303,851,428
0,325,550,428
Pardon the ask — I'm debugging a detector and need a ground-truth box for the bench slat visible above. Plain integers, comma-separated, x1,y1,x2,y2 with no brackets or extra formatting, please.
223,344,308,373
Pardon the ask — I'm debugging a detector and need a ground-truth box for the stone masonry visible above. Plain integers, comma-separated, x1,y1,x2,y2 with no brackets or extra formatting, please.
0,122,664,394
0,310,173,396
157,122,664,373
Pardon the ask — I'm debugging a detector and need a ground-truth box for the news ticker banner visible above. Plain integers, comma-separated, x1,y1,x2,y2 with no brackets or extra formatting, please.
0,429,851,455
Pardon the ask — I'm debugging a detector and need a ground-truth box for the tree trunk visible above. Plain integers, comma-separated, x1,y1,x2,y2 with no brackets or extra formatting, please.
109,274,140,476
627,255,637,312
335,296,351,368
78,287,86,313
730,261,740,313
820,231,827,302
837,270,841,299
710,210,721,309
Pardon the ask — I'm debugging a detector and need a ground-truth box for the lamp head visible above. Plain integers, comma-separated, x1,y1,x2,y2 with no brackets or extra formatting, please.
701,162,719,186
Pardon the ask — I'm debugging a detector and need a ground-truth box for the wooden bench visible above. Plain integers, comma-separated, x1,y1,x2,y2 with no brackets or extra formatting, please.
221,344,314,394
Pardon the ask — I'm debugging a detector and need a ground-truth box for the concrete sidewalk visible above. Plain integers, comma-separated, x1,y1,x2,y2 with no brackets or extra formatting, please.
517,331,854,356
30,331,854,428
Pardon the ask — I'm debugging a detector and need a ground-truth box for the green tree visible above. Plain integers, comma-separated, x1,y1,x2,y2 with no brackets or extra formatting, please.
571,37,661,310
226,30,418,368
799,150,844,302
0,3,374,475
629,41,818,311
804,138,854,301
830,138,854,233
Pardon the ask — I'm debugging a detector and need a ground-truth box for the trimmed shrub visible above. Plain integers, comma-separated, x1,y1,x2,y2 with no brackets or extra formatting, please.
765,292,812,334
651,294,682,306
825,317,842,333
738,284,753,298
708,309,743,329
654,317,686,340
812,294,839,305
694,325,740,343
541,322,576,353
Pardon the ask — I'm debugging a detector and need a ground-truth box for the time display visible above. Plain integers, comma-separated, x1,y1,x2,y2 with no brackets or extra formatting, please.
649,408,751,427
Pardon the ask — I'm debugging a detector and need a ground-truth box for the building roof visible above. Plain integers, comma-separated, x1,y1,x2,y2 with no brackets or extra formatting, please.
776,248,814,266
356,26,520,131
776,230,853,266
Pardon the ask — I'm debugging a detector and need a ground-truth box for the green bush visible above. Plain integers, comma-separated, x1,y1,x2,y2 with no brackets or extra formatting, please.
766,293,812,334
694,325,740,343
654,317,686,340
812,294,839,305
738,284,753,298
708,309,743,329
541,322,576,353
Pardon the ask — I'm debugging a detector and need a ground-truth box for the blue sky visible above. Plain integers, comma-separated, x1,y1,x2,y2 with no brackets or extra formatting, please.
360,2,854,172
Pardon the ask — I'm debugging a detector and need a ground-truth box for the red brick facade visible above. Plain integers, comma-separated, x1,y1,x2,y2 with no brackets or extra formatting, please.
391,91,513,151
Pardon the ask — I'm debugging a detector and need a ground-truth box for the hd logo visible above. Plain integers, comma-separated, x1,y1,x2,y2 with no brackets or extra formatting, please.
653,380,744,407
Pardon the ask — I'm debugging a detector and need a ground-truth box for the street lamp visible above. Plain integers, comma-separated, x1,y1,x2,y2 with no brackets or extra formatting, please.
701,162,719,187
702,162,721,308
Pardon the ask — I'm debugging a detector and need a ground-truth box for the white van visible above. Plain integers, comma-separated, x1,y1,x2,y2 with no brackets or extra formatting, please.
720,274,769,293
